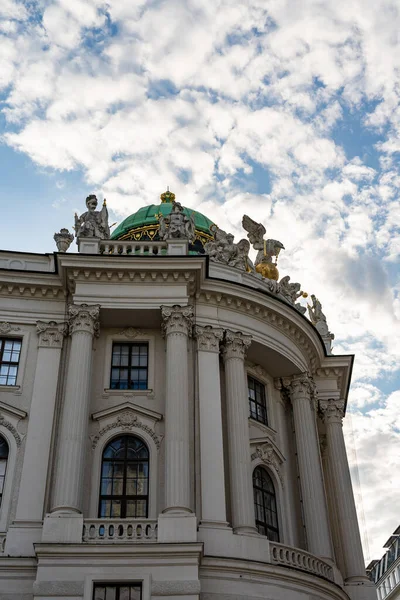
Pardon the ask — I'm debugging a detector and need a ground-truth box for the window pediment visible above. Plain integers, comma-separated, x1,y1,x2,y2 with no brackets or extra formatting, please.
250,436,285,485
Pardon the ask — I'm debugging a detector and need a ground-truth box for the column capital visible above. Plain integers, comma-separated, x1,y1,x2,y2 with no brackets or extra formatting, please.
36,321,67,349
161,305,194,336
283,372,317,409
222,330,252,361
195,325,223,352
319,398,345,424
68,304,100,337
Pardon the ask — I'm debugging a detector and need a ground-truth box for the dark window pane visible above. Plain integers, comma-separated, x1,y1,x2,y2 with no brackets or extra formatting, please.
99,436,149,519
248,375,268,425
110,343,148,390
253,466,279,541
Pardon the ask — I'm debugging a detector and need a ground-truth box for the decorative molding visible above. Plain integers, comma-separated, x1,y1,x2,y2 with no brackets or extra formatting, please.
0,414,22,446
222,329,252,361
68,303,100,337
282,372,317,409
195,325,224,352
36,321,67,348
246,361,268,380
319,398,345,424
0,322,20,335
251,438,285,485
32,581,84,596
91,410,162,450
92,401,162,425
151,580,201,595
196,290,319,372
161,304,194,336
117,327,145,339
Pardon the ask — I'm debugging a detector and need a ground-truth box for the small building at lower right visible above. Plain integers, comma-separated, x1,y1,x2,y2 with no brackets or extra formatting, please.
367,526,400,600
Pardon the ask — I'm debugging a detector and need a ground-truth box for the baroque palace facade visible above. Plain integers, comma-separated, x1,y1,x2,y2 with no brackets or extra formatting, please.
0,191,376,600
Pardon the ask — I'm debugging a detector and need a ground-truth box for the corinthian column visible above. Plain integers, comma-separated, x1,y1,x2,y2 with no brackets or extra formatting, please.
51,304,100,514
222,330,257,534
5,322,66,556
161,305,193,513
320,398,372,589
286,374,333,559
195,325,227,526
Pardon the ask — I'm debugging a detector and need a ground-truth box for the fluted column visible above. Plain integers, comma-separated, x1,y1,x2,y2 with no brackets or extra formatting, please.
161,305,193,513
195,325,227,526
286,374,333,559
320,398,369,582
222,330,257,534
15,322,66,522
51,304,99,514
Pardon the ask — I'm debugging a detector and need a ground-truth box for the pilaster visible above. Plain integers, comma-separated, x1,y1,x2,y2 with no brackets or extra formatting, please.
5,321,66,556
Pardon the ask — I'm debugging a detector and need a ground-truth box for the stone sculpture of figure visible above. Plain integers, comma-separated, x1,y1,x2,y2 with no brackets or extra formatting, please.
204,227,252,273
279,275,307,314
307,294,334,353
242,214,284,280
74,195,110,240
159,202,196,242
307,294,327,326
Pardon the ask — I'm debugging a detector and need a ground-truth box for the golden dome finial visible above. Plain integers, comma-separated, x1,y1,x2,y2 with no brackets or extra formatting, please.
160,187,175,203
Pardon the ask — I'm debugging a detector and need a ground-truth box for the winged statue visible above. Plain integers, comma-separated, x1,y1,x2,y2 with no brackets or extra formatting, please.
242,214,285,280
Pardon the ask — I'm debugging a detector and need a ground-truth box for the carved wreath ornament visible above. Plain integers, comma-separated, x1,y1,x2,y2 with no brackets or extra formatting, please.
91,411,161,450
251,440,284,485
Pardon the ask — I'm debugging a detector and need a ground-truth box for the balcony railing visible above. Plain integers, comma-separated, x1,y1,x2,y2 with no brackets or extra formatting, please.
99,241,167,256
270,542,333,581
83,519,158,543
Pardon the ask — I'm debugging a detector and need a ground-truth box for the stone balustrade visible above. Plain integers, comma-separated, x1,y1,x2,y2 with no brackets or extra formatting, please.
270,542,334,581
99,240,167,256
82,519,158,543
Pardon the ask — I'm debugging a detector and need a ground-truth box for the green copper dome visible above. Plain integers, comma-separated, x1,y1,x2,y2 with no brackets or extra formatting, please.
111,191,215,252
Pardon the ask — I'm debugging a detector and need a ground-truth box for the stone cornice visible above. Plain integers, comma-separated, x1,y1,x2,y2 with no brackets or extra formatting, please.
319,398,345,424
195,325,224,352
222,330,252,361
36,321,67,348
196,289,319,372
68,304,100,337
161,305,194,337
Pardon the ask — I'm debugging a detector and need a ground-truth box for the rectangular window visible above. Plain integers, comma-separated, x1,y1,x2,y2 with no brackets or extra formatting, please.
110,343,148,390
248,375,268,426
93,583,142,600
0,338,22,386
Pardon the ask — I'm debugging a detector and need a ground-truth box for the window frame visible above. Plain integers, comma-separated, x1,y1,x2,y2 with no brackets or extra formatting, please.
248,374,268,426
0,337,22,387
110,342,149,391
103,332,155,395
98,435,150,519
93,582,142,600
253,465,280,541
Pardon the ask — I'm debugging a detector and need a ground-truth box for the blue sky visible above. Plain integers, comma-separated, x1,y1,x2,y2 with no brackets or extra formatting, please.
0,0,400,561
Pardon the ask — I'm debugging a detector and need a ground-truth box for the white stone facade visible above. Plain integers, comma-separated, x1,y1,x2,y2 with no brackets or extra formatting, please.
0,243,376,600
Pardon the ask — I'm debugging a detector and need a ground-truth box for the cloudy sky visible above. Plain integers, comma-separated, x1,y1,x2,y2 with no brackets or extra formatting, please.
1,0,399,562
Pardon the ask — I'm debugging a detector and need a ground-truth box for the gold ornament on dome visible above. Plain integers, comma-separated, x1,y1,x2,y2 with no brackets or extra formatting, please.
160,188,175,203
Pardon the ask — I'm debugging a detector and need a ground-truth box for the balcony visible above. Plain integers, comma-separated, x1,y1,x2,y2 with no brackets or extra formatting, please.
99,240,167,256
270,542,334,581
82,519,158,543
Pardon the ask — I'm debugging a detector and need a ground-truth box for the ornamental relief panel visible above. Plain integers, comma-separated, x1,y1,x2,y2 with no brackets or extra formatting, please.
250,437,285,486
0,322,21,335
91,409,162,450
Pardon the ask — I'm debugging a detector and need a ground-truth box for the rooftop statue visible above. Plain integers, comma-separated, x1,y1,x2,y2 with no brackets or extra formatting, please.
279,275,308,314
204,226,251,272
242,215,284,281
157,201,196,242
54,228,74,253
307,294,335,353
74,195,110,240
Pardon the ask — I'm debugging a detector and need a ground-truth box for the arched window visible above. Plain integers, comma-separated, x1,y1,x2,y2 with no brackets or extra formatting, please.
99,435,149,519
253,466,279,541
0,436,9,508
